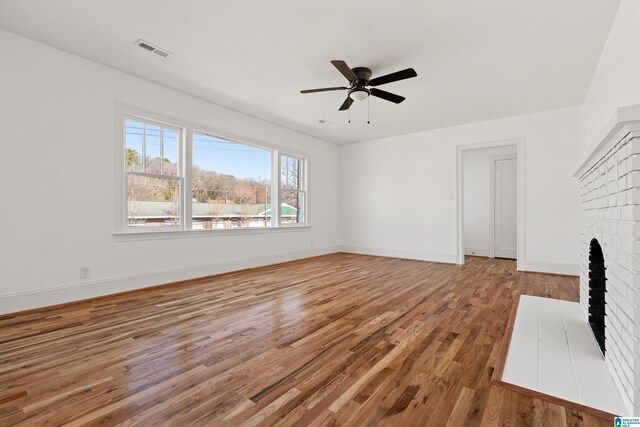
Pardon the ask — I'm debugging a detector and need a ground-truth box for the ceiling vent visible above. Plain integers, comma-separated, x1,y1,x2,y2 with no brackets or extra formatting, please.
135,39,171,58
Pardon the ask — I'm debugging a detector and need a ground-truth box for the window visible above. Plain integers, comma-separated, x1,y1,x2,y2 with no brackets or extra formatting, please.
124,117,182,229
280,154,305,225
119,111,307,233
192,131,272,229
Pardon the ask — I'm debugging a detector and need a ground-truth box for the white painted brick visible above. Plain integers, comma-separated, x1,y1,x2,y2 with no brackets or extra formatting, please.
578,135,640,413
608,207,622,220
630,155,640,173
619,192,629,206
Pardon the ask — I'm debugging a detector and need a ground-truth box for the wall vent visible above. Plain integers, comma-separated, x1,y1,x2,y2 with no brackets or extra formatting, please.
135,39,171,58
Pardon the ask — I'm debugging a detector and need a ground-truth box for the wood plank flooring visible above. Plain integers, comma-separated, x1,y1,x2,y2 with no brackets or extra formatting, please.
0,254,611,426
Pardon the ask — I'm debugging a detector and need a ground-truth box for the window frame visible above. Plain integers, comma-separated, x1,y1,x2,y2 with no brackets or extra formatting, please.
279,152,307,227
122,114,185,232
114,104,309,237
191,128,277,229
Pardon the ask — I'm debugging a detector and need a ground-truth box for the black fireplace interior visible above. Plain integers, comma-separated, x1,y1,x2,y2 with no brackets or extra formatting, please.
588,238,606,356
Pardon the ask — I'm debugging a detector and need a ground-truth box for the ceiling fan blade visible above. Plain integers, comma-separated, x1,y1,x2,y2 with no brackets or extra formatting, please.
331,60,358,82
300,86,348,94
370,88,406,104
369,68,417,86
339,96,354,111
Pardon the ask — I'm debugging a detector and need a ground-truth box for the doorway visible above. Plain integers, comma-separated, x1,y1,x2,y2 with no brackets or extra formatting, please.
456,139,525,270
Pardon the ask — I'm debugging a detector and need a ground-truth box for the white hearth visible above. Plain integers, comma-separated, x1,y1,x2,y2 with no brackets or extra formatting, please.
502,295,625,416
575,104,640,415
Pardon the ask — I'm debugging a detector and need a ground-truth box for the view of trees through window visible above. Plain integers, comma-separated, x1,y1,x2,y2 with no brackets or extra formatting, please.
123,115,305,230
281,155,305,224
125,119,181,228
192,132,273,229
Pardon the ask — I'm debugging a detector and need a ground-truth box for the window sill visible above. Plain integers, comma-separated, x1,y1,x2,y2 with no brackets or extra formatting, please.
113,225,311,242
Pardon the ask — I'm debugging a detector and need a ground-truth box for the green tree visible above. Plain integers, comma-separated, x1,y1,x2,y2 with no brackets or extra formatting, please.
126,148,140,169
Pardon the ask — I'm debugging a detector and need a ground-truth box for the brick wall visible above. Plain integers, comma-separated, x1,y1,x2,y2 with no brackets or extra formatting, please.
579,131,640,414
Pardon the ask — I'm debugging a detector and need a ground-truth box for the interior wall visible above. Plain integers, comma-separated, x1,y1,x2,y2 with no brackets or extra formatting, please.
6,1,635,313
339,106,581,274
462,145,517,256
0,30,341,314
582,0,640,150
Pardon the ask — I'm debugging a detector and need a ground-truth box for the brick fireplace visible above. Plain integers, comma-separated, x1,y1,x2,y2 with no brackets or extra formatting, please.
576,105,640,415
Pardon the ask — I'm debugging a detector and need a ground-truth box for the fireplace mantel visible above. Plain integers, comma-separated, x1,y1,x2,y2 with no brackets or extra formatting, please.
575,104,640,178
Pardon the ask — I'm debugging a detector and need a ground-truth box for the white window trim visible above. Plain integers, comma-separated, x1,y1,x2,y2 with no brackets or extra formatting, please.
279,152,308,227
114,103,310,239
122,115,185,232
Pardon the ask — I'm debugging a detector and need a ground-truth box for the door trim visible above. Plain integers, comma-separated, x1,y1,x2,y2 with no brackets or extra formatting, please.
456,138,526,271
489,154,517,259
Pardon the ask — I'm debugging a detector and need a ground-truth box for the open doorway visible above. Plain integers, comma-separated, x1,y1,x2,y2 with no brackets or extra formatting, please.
456,139,525,270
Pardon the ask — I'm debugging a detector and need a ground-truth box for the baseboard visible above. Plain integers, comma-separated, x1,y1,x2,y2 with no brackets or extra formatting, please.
0,245,342,315
0,248,578,315
523,260,579,276
339,245,457,264
464,247,490,257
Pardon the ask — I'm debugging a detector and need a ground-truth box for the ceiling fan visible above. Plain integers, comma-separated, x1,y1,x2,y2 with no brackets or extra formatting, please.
300,60,417,111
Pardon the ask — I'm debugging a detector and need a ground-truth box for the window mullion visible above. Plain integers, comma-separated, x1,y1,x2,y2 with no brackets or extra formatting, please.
142,122,146,172
124,172,129,227
302,159,307,224
160,128,164,175
183,128,193,230
273,151,281,227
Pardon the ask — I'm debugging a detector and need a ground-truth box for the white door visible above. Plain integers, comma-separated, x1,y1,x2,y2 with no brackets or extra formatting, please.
492,157,517,259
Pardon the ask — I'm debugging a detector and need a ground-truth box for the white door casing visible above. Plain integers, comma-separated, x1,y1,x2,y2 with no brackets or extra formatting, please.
456,137,525,271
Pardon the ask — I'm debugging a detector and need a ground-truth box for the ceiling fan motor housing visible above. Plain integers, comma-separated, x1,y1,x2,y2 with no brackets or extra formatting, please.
351,67,372,84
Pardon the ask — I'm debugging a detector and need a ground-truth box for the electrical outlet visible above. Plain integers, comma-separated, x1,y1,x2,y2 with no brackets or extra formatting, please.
310,241,315,248
79,266,91,279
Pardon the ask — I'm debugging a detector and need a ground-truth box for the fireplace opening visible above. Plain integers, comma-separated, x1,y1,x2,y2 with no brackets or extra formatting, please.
588,238,606,356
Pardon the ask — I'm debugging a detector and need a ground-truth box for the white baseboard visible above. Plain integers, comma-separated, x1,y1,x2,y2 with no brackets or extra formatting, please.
0,245,342,315
339,245,457,264
464,247,490,257
0,246,578,316
523,260,579,276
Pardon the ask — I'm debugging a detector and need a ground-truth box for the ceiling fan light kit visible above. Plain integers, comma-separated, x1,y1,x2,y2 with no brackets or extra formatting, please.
349,87,370,102
300,60,417,124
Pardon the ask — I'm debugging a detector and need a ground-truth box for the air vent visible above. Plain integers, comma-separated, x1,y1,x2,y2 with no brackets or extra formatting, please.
135,39,171,58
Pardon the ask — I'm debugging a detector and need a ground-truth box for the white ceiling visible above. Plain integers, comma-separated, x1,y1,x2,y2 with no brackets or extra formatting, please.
0,0,620,144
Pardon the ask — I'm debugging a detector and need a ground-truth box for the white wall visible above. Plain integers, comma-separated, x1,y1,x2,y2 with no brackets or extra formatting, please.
582,0,640,149
462,145,517,256
340,107,581,274
9,1,635,314
0,30,341,314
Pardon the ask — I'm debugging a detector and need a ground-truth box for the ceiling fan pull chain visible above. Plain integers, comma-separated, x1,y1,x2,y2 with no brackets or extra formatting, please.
348,106,351,124
368,95,371,124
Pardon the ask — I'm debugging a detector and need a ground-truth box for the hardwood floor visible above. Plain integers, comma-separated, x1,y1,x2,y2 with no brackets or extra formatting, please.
0,253,610,426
